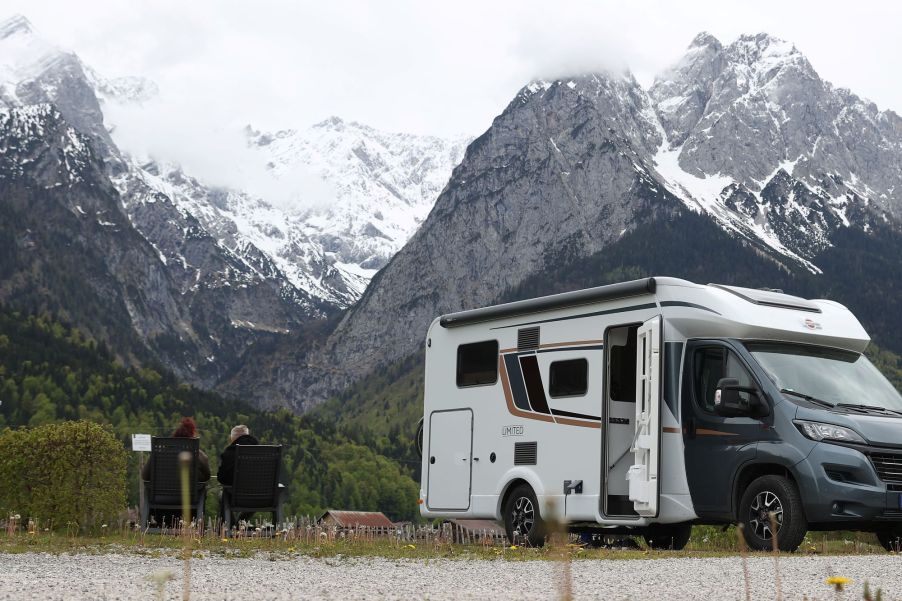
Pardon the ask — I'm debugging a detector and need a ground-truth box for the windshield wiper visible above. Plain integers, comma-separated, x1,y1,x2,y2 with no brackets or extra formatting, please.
780,388,835,408
835,403,902,417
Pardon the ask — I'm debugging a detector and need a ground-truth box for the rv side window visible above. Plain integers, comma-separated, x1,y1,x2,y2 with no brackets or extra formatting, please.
457,340,499,387
608,327,639,403
549,359,588,398
693,347,756,413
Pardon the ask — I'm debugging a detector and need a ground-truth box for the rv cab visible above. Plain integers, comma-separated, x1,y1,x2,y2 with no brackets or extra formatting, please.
418,277,902,551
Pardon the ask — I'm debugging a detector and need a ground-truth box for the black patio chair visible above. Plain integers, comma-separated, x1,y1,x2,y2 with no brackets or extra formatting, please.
140,437,207,531
221,444,285,534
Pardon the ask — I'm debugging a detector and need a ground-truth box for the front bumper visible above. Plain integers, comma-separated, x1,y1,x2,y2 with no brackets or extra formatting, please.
795,442,902,526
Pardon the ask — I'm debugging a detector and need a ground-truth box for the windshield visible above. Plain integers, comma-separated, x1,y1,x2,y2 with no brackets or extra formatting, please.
745,342,902,411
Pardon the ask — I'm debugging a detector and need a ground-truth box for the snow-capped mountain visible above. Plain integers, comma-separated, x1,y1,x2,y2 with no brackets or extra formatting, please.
0,14,468,309
0,14,114,155
223,32,902,410
118,118,469,306
119,157,368,307
648,32,900,265
6,13,902,412
246,118,470,272
0,14,470,386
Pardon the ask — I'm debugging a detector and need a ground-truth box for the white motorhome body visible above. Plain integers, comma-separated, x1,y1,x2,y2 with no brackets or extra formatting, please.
418,277,902,550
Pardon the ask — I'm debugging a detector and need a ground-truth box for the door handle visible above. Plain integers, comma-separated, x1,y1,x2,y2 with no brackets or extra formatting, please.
688,418,697,439
473,457,479,462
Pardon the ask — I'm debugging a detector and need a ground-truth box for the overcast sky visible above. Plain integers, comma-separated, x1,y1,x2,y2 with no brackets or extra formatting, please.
7,0,901,138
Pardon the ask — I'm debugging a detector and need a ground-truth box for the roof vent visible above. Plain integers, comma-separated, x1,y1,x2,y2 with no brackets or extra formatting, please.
518,327,540,351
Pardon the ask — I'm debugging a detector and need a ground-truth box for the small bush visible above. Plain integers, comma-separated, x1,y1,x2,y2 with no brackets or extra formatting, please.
0,420,126,529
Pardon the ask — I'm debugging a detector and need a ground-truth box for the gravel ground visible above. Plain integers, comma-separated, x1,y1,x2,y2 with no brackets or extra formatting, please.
1,552,900,600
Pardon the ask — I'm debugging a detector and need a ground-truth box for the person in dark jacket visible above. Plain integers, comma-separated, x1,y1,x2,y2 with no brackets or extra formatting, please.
216,424,259,485
141,417,212,482
218,424,260,526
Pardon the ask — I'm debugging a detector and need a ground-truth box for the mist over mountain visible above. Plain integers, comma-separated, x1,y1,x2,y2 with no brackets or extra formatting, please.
0,15,467,385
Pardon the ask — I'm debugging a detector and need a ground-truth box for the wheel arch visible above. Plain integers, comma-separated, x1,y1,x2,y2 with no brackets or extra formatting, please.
497,477,533,520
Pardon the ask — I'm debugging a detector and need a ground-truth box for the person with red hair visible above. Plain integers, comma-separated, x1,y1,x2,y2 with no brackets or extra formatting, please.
141,417,211,482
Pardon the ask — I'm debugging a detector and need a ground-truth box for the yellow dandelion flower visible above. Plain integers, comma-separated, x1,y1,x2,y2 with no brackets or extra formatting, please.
509,545,518,550
220,538,229,543
826,576,851,591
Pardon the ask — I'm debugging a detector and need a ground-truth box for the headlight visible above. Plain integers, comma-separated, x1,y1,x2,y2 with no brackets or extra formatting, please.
794,420,866,444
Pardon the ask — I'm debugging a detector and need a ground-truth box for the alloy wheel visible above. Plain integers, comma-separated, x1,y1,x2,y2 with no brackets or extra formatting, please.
511,496,535,537
748,490,783,540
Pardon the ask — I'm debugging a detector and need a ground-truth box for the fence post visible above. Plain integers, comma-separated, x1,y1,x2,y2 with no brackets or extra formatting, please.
137,451,146,525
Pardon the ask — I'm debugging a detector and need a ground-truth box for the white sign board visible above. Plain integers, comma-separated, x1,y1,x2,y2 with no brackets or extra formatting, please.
131,433,152,452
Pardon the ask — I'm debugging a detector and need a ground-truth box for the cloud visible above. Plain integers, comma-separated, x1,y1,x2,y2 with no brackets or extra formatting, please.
104,94,338,211
5,0,901,162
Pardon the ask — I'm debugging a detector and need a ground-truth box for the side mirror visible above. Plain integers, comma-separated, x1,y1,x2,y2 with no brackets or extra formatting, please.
715,378,768,417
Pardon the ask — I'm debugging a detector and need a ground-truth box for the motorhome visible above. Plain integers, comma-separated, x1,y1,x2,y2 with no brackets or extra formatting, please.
418,277,902,551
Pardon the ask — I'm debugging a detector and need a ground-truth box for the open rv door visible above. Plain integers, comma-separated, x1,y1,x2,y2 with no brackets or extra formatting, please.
627,315,662,517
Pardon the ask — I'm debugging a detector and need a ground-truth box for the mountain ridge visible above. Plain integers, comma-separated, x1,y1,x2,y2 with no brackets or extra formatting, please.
0,14,467,391
222,30,902,411
2,17,901,414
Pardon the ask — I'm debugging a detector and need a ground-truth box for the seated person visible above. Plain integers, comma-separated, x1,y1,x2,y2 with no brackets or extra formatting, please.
216,424,259,485
141,417,210,526
141,416,211,482
218,424,259,526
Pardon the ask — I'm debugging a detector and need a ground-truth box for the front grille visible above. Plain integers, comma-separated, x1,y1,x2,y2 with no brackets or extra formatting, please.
514,442,538,465
869,452,902,491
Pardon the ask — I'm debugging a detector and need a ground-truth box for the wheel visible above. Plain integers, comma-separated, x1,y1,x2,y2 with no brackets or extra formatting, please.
738,475,807,552
644,523,692,550
503,484,546,547
875,526,902,552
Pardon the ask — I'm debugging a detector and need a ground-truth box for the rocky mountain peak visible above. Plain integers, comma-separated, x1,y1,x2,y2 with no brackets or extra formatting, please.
688,31,722,50
313,115,346,130
0,15,115,157
723,32,814,84
730,32,796,56
650,34,725,147
0,14,34,37
0,14,63,85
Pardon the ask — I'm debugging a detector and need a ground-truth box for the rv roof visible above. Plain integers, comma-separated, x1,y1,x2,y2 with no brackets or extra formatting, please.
709,284,822,313
439,278,657,328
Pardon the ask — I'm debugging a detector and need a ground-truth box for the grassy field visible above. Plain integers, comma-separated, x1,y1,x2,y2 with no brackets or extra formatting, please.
0,523,890,561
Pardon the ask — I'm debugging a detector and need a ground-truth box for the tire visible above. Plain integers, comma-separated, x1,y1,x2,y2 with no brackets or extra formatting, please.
644,523,692,550
738,475,807,552
503,484,546,547
875,526,902,552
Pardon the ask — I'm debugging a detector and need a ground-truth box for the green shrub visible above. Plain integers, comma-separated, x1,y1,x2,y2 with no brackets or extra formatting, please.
0,420,126,529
